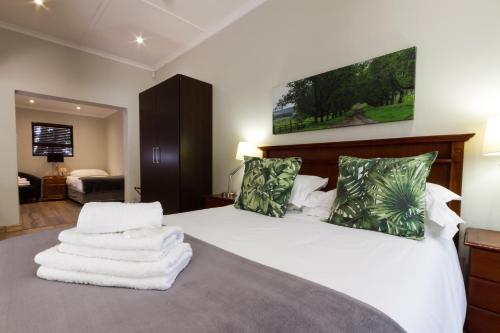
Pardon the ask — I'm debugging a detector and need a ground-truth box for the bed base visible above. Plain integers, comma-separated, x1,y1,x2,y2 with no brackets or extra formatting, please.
67,187,124,204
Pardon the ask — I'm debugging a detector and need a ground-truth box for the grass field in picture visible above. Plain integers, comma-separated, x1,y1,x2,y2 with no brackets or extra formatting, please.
272,47,416,134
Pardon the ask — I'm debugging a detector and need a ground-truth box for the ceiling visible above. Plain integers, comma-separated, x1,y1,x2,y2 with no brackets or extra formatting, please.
0,0,267,71
15,91,120,118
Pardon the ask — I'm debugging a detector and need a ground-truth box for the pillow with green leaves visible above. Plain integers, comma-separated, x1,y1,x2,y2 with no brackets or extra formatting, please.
235,156,302,217
326,152,438,240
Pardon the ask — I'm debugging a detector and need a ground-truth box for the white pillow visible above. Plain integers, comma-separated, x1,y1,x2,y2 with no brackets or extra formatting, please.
426,183,461,204
69,169,109,177
302,189,336,208
425,182,461,227
288,175,328,208
301,190,337,219
294,182,464,240
425,183,464,240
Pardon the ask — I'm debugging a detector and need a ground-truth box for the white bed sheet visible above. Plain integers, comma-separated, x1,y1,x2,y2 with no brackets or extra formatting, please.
165,206,466,333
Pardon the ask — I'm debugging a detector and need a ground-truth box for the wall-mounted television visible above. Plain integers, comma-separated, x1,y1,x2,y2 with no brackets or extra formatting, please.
47,153,64,163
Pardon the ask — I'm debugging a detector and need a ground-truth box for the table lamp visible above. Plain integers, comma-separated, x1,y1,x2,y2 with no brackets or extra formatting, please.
483,115,500,156
222,141,262,198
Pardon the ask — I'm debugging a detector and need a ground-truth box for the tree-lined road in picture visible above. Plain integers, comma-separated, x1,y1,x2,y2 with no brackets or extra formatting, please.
334,110,376,127
273,47,416,134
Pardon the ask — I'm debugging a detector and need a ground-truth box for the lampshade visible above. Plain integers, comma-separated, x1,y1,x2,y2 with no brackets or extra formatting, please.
483,115,500,156
235,141,262,161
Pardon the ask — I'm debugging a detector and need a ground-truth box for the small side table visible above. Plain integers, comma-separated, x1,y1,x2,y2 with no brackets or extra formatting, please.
464,227,500,332
42,176,67,201
204,194,235,208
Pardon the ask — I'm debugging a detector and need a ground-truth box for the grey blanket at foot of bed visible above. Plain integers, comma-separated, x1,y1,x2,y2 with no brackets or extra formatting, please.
0,229,405,333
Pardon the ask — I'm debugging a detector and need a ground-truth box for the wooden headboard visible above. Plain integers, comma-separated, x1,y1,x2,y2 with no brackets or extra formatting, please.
260,134,474,217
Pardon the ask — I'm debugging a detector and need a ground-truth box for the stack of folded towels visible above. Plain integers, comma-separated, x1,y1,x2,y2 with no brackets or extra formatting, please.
34,201,192,290
17,176,30,187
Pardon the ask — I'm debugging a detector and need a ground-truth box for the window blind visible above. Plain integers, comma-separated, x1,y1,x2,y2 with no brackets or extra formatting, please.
32,122,74,157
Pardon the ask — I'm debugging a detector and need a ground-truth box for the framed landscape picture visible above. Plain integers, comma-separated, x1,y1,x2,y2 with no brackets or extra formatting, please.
272,47,416,134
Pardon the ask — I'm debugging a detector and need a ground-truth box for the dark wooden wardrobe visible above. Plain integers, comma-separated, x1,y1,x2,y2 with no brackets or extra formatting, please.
139,74,212,214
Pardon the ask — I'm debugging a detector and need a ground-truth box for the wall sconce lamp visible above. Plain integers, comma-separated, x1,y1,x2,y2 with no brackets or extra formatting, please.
483,115,500,156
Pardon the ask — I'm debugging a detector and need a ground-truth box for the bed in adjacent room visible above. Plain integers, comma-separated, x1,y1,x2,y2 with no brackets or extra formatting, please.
0,134,473,333
66,169,124,204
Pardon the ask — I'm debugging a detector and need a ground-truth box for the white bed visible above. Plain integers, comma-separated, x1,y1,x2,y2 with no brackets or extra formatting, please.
66,175,86,192
165,205,466,333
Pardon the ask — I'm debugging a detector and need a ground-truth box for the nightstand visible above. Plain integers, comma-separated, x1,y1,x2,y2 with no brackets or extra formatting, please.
42,176,67,201
465,228,500,333
204,194,235,208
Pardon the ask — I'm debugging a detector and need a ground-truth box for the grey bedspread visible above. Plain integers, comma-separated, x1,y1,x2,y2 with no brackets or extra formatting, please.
0,229,405,333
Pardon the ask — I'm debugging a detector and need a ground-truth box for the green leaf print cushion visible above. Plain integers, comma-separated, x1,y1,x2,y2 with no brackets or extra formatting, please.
326,152,437,240
235,156,302,218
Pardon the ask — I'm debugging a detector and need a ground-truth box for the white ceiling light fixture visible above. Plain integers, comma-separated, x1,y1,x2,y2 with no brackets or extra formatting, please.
135,35,145,46
29,99,35,104
76,106,81,110
0,0,268,70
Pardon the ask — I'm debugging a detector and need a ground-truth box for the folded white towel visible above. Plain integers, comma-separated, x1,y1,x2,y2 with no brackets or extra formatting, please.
57,237,181,262
59,226,183,251
76,201,163,234
36,254,191,290
18,177,31,186
35,243,192,279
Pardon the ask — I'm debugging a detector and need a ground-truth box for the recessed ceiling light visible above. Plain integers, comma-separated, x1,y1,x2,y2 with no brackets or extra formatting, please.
29,99,35,104
33,0,44,6
135,35,145,45
76,106,81,110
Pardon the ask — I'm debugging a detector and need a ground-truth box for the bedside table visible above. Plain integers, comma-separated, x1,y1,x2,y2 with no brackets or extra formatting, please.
204,194,235,208
42,176,67,201
465,228,500,333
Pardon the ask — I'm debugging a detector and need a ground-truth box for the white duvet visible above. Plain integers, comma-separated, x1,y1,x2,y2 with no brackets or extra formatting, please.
166,206,466,333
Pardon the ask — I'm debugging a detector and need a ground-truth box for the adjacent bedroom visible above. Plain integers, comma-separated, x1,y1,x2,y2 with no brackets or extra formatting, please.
15,91,125,233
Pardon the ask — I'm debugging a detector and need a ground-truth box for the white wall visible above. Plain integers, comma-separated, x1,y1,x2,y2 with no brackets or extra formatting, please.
0,28,153,227
155,0,500,260
105,111,124,175
16,108,107,177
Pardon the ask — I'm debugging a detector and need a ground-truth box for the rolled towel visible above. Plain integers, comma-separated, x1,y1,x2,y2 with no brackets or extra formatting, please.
76,201,163,234
57,238,181,262
35,243,192,279
36,254,191,290
59,226,183,251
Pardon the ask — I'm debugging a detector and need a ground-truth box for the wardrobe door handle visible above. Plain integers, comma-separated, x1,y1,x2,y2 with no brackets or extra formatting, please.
155,147,160,164
152,147,155,164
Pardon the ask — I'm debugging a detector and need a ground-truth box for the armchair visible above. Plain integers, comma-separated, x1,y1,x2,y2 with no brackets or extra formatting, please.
18,172,41,203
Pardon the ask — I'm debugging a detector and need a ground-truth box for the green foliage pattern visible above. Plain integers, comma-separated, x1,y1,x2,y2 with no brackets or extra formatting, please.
326,152,437,239
235,156,302,217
